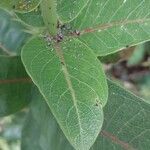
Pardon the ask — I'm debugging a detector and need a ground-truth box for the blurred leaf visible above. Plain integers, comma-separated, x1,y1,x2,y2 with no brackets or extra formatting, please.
22,80,150,150
0,139,10,150
0,111,27,150
145,41,150,55
0,0,41,13
137,74,150,104
128,44,145,66
0,56,32,117
99,53,120,64
0,8,30,56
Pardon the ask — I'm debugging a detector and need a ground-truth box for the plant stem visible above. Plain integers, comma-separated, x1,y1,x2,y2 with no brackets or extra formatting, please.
40,0,57,36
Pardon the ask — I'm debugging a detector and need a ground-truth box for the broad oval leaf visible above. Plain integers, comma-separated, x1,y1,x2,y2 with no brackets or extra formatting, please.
0,8,30,56
69,0,150,56
21,37,108,150
0,56,32,117
57,0,89,22
22,80,150,150
0,0,41,13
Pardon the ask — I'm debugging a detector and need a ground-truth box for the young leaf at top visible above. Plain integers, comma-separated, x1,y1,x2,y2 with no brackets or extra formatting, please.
16,7,44,27
57,0,89,22
22,79,150,150
0,8,30,56
67,0,150,56
0,56,32,117
0,0,41,13
21,37,108,150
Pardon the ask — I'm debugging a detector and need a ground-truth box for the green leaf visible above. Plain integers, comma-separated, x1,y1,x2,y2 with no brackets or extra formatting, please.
57,0,89,22
16,8,44,27
21,87,73,150
0,0,41,13
0,8,30,56
22,80,150,150
92,79,150,150
67,0,150,56
0,56,32,117
21,37,108,150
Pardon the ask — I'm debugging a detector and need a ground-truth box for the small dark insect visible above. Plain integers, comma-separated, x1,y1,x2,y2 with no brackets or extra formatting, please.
94,103,99,107
61,61,65,65
74,30,80,36
55,33,64,43
57,21,62,29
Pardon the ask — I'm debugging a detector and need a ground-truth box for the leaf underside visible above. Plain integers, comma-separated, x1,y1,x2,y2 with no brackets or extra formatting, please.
21,37,108,150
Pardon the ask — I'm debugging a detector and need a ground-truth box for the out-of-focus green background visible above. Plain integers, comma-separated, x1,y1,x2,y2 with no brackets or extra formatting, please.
0,111,26,150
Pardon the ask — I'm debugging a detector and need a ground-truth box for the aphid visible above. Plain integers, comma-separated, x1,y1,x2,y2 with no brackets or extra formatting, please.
70,30,81,36
57,21,61,29
42,33,53,46
74,30,80,36
55,33,64,43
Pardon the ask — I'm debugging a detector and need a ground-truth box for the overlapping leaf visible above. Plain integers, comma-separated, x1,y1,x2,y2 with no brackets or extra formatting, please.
22,80,150,150
0,8,30,56
0,0,41,13
64,0,150,56
0,56,32,117
21,37,108,150
21,87,73,150
57,0,89,22
16,8,44,27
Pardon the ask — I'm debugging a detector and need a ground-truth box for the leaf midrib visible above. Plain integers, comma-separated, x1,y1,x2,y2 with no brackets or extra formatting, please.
67,18,150,38
101,130,136,150
54,43,83,147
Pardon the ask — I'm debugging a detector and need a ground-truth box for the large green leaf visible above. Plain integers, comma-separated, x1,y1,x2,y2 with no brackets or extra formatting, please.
92,80,150,150
0,0,41,13
21,37,108,150
0,56,32,117
22,80,150,150
0,8,30,56
57,0,89,22
64,0,150,56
